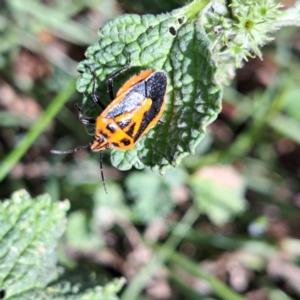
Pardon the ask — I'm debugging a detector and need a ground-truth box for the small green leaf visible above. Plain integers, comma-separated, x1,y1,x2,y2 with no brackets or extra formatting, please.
190,165,247,225
0,190,69,299
66,211,104,250
77,0,221,172
93,182,125,208
282,87,300,122
79,278,126,300
48,268,125,300
93,182,133,226
125,171,175,223
125,167,187,223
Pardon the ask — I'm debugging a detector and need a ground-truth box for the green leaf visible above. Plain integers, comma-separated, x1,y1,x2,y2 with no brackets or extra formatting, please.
0,190,123,299
92,182,134,226
77,0,221,173
268,114,300,145
125,171,175,223
189,165,247,225
93,182,125,208
282,87,300,122
0,190,69,299
48,269,125,300
66,211,104,250
79,278,125,300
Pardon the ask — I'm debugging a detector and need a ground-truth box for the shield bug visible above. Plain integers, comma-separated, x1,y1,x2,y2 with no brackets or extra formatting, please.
51,58,167,193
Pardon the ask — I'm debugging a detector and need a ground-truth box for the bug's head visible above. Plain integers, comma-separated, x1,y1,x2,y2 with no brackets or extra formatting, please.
90,135,109,152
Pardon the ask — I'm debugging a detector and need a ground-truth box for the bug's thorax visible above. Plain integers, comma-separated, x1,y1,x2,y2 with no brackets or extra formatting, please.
91,116,135,152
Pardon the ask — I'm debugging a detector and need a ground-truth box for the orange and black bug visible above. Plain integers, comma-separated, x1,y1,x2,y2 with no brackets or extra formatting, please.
51,58,167,193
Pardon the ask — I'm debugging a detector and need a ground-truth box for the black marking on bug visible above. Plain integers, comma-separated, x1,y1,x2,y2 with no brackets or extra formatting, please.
121,138,131,146
106,123,116,133
169,25,177,36
126,123,136,137
133,71,167,142
117,119,131,129
0,289,5,299
98,130,108,139
112,142,120,147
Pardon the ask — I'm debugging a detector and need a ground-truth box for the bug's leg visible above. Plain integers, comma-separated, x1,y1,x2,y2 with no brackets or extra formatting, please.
158,120,165,125
88,66,106,110
75,103,96,125
107,55,132,101
51,143,91,154
99,151,108,194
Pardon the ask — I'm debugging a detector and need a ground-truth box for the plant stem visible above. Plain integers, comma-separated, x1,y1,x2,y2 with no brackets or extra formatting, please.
0,79,76,182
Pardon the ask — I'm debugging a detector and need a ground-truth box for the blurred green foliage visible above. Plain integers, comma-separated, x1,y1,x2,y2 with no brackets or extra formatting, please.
1,0,300,299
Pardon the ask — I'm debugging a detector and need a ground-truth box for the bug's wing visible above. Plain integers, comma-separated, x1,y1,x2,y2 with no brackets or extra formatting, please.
104,92,145,119
116,70,154,97
132,72,167,141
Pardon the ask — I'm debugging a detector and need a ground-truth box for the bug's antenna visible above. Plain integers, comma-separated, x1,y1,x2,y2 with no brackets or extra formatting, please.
51,143,91,154
99,151,108,194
